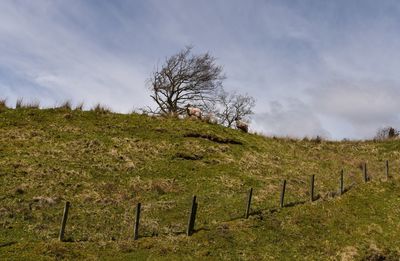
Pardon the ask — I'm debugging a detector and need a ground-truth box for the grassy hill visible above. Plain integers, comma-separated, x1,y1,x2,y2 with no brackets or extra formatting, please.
1,107,400,260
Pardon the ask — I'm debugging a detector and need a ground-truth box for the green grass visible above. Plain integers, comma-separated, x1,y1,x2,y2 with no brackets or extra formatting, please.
1,108,400,260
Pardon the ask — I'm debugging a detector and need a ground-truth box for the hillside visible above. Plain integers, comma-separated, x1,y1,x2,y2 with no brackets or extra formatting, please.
1,108,400,260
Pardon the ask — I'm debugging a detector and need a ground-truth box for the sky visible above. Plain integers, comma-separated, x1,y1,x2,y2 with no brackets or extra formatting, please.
1,0,400,140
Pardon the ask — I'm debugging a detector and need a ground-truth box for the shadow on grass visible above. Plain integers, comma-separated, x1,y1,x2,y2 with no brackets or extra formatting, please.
343,182,356,194
221,186,360,223
224,207,282,222
193,227,211,234
284,200,307,208
328,183,356,198
313,194,322,201
156,226,211,237
0,241,17,248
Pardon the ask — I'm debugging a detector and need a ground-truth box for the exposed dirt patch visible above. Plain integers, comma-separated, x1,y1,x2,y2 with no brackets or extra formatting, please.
174,151,204,160
183,132,242,145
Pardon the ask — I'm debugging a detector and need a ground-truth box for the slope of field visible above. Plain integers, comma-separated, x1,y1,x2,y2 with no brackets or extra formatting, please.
0,108,400,260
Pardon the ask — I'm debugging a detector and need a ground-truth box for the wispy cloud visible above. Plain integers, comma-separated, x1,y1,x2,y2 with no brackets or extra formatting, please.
253,99,330,138
1,0,400,139
0,1,152,110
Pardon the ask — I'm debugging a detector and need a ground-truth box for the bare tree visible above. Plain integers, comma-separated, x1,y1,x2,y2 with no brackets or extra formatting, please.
375,126,399,140
148,46,225,116
216,89,256,127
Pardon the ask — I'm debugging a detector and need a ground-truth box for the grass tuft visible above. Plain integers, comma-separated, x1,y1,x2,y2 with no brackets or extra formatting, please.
15,98,23,109
57,100,72,110
1,108,400,260
75,102,84,111
0,98,7,112
16,98,40,109
91,103,111,114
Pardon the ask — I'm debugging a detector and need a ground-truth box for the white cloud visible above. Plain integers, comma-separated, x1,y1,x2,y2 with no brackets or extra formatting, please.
1,1,400,139
252,99,330,138
0,1,152,111
309,81,400,139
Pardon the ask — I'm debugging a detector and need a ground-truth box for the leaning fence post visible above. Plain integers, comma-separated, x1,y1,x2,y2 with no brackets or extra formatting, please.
187,196,197,236
59,201,70,242
245,188,253,219
280,180,286,208
363,163,368,182
134,203,141,240
339,169,344,195
310,175,315,202
386,160,389,179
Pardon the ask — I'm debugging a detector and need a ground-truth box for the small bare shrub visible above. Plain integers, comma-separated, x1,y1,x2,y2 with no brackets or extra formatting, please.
0,98,7,112
311,135,323,143
24,100,40,109
375,126,399,140
16,98,23,109
0,98,7,107
91,103,111,114
16,98,40,109
58,100,72,110
75,102,84,111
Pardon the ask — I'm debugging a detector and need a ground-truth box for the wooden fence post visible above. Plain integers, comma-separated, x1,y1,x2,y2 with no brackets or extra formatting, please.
245,188,253,219
339,169,344,196
386,160,389,179
59,201,70,242
280,180,286,208
134,203,141,240
310,175,315,202
363,163,368,182
187,196,197,236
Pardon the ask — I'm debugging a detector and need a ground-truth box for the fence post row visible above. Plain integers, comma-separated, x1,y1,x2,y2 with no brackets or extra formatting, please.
134,203,141,240
59,201,70,242
57,160,395,242
310,175,315,202
245,188,253,219
280,180,286,208
187,196,197,236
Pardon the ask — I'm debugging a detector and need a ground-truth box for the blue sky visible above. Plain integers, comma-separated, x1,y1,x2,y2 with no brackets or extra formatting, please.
1,0,400,139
